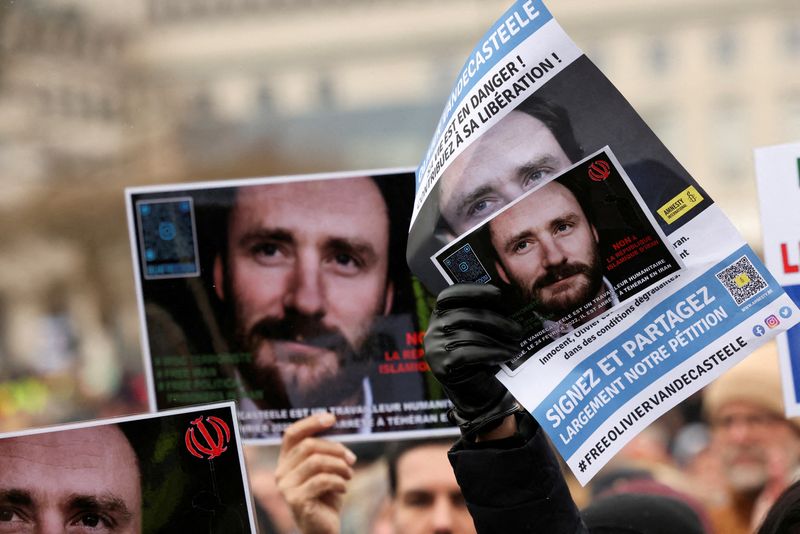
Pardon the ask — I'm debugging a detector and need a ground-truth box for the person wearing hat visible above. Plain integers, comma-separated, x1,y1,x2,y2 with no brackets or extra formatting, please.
703,341,800,534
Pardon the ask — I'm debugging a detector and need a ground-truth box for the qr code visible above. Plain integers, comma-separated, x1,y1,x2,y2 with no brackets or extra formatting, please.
715,255,768,306
442,243,491,284
137,197,200,279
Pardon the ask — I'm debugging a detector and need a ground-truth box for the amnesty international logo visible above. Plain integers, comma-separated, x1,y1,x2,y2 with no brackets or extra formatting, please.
734,272,751,288
657,186,704,224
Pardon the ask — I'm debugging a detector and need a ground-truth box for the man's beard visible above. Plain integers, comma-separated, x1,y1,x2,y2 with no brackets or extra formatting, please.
519,253,603,319
721,446,771,494
233,311,374,409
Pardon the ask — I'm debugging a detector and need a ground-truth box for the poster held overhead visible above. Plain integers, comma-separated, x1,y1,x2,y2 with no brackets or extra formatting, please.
407,0,800,484
127,169,456,443
755,141,800,417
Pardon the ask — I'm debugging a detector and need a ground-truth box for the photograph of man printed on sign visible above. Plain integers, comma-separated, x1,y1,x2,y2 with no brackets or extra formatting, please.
433,149,683,371
0,403,255,534
128,170,454,442
408,55,711,294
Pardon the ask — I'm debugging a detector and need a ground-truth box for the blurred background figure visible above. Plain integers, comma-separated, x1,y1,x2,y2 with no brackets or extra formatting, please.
272,414,474,534
702,342,800,534
754,478,800,534
245,446,299,534
246,440,399,534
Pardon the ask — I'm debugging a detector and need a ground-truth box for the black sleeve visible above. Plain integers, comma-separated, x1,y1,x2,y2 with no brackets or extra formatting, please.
448,413,588,534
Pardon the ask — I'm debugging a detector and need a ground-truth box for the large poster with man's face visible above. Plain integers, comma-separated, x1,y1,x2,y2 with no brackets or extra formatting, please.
127,170,456,442
0,402,255,533
408,0,800,484
407,54,710,291
432,148,683,372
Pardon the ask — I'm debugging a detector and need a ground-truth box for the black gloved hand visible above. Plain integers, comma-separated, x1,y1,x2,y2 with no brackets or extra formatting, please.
425,283,524,438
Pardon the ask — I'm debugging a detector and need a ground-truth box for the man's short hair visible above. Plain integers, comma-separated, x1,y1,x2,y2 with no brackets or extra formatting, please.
435,96,584,239
560,177,595,229
385,437,458,496
117,422,144,473
485,176,596,247
514,96,584,164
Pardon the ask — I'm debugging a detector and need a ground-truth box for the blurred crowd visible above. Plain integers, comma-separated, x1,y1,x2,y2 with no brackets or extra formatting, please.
0,297,148,432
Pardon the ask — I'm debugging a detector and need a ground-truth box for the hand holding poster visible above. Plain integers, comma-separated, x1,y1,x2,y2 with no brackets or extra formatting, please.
0,402,256,533
128,170,456,442
755,141,800,416
407,0,800,484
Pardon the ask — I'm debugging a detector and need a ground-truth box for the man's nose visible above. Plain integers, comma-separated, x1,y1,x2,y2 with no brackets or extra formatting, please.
540,235,567,267
725,417,759,444
429,497,455,534
37,511,62,534
284,255,324,315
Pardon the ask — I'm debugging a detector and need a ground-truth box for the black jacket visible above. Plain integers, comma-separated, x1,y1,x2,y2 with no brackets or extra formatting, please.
448,413,587,534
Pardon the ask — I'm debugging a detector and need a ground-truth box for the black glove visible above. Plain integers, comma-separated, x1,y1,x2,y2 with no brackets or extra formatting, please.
425,283,524,438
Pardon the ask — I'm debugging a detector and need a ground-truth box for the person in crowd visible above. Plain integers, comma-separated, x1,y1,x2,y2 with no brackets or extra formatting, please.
754,478,800,534
703,341,800,534
0,424,142,533
275,413,477,534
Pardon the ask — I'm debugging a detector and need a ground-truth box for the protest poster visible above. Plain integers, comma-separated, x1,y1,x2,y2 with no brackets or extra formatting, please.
0,402,256,533
406,0,800,484
432,148,683,372
755,141,800,416
127,169,456,443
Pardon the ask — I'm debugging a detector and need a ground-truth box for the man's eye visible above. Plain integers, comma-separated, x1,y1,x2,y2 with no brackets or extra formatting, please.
404,494,433,508
78,514,101,527
254,243,279,256
450,493,468,509
523,169,546,188
555,222,572,233
326,252,363,275
251,242,289,265
467,198,501,221
68,513,113,532
469,199,489,216
512,241,530,254
334,253,355,266
0,508,21,522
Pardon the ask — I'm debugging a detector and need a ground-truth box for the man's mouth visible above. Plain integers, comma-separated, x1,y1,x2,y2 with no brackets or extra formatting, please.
533,263,589,292
544,273,580,289
270,340,331,365
729,452,764,466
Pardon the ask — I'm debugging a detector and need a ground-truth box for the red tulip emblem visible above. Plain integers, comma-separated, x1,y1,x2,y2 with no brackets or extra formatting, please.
185,415,231,460
588,160,611,182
